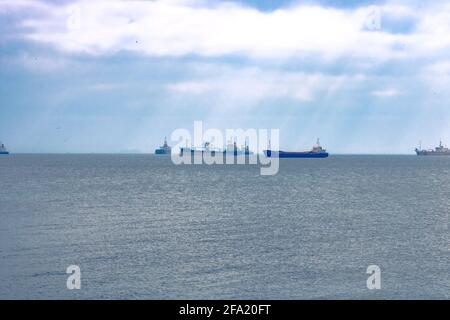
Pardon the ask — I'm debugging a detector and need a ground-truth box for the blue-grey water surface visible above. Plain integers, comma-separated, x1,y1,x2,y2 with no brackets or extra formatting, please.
0,154,448,299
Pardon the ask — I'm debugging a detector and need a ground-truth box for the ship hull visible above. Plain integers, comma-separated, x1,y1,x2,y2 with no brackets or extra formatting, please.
264,150,328,158
416,151,450,156
0,152,9,155
155,150,170,155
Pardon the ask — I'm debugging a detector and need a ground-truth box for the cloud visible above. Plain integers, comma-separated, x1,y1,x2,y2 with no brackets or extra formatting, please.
0,0,51,13
1,0,448,63
167,66,365,103
1,51,78,73
371,88,402,97
89,82,128,91
423,60,450,76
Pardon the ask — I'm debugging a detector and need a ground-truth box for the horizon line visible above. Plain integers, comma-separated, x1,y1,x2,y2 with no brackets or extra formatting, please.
3,152,419,156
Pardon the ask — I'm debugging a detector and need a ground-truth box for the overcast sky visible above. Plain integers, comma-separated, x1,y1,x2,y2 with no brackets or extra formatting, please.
1,0,449,153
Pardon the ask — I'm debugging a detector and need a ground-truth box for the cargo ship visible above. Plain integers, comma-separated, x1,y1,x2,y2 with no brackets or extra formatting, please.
0,142,9,155
224,140,253,156
415,140,450,156
264,139,328,158
180,140,253,157
155,137,171,155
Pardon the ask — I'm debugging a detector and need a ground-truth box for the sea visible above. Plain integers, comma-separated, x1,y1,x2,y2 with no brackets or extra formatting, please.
0,154,448,299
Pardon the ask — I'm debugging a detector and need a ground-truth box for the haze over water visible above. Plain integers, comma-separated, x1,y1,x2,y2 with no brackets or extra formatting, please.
0,154,448,299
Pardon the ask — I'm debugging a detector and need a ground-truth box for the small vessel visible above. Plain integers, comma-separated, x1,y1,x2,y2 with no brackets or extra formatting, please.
264,138,329,158
154,137,171,155
0,142,9,155
415,140,450,156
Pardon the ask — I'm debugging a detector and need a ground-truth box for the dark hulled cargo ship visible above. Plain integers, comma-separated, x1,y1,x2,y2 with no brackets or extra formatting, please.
264,139,329,158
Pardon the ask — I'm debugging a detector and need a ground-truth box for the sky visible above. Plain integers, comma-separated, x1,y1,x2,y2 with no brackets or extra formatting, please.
0,0,449,154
